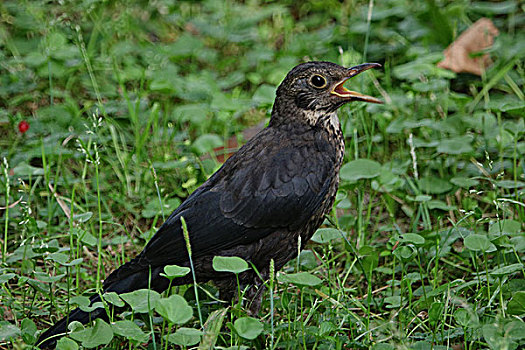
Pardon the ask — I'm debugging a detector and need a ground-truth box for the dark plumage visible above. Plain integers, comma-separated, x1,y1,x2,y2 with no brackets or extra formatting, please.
37,61,381,348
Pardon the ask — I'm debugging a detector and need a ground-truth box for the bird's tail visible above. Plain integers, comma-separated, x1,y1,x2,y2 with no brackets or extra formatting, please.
36,294,108,349
36,267,171,349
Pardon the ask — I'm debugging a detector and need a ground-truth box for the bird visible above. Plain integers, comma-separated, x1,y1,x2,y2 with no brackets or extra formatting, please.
37,61,382,348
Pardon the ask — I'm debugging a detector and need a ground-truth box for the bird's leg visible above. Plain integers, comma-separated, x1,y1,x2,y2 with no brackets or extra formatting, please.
218,278,263,313
217,268,270,315
218,281,236,304
245,267,270,315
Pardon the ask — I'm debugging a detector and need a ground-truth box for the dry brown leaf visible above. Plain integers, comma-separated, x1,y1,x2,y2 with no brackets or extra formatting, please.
437,18,499,76
48,183,71,219
0,196,22,210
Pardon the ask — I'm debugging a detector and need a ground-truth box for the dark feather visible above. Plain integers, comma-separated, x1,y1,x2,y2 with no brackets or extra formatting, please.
36,60,383,349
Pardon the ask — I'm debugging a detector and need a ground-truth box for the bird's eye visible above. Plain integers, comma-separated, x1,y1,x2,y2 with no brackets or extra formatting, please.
310,74,327,89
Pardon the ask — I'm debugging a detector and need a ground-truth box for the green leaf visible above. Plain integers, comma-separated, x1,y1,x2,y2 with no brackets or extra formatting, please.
150,78,176,93
167,327,203,346
23,52,47,67
298,250,317,270
501,101,525,113
359,245,379,279
69,296,104,313
428,302,444,326
400,233,425,246
155,294,193,324
167,33,204,57
482,324,501,350
340,159,381,181
162,265,191,279
172,104,209,124
428,199,456,211
69,319,113,348
233,317,264,340
494,180,525,189
318,321,336,336
489,220,521,235
36,105,75,130
278,272,322,287
374,167,403,192
71,228,97,247
336,197,352,209
0,273,16,284
56,337,79,350
482,320,525,349
103,292,125,307
384,296,402,308
67,321,83,333
68,296,88,309
47,252,82,267
21,318,37,344
72,212,93,223
412,195,431,202
120,289,161,313
471,1,518,14
412,79,448,92
507,320,525,340
428,302,444,327
393,245,416,262
64,258,83,267
394,61,452,81
418,176,453,194
371,344,395,350
437,137,473,154
510,236,525,253
45,32,66,52
252,84,276,106
454,308,479,328
212,256,250,274
142,198,181,219
489,263,524,277
192,134,223,155
34,271,66,283
507,291,525,316
464,234,497,253
80,232,97,246
215,94,245,112
199,308,227,349
12,162,45,176
450,177,479,188
111,320,149,342
310,228,341,243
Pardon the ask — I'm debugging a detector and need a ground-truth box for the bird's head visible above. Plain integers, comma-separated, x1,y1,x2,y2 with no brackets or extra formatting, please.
271,61,382,126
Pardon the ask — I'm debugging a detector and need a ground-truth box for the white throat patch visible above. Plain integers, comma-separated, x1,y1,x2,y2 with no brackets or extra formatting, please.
327,112,340,129
303,110,340,129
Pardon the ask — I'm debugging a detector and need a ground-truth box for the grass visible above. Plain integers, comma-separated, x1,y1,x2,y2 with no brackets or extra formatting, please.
1,0,524,349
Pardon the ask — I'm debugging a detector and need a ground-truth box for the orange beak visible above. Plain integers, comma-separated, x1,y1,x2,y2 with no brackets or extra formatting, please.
330,63,383,104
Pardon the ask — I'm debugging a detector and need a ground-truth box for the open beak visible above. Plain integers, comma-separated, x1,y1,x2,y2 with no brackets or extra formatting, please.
330,63,383,104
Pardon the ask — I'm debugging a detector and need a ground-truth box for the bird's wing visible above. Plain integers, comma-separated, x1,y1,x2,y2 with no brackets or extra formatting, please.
103,127,336,288
216,132,335,231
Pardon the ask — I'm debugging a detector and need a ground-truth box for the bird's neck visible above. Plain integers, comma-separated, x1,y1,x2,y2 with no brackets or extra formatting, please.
269,107,345,164
270,99,341,130
269,99,344,166
311,110,341,130
317,110,345,170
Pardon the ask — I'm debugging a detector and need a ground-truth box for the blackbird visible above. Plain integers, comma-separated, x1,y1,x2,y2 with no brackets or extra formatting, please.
37,61,381,348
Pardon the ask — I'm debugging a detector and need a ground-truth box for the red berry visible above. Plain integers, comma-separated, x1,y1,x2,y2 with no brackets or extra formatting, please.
18,120,30,134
